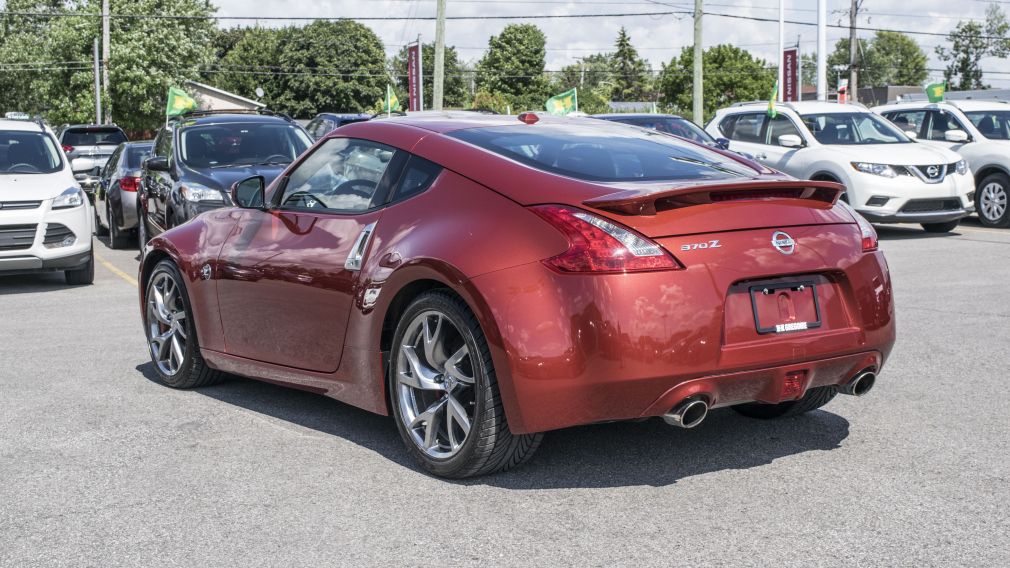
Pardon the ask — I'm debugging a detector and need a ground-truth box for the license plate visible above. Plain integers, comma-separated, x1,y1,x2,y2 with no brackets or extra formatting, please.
749,280,823,335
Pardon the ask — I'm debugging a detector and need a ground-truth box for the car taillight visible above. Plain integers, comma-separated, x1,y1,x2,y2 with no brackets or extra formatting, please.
854,211,878,251
62,145,74,154
530,204,681,273
119,176,140,192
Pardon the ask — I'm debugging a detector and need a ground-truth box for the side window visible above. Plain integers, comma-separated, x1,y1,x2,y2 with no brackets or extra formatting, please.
280,137,397,213
926,111,965,141
153,128,173,160
305,119,321,138
883,110,926,137
102,147,121,179
724,113,766,144
391,156,443,202
717,115,738,139
765,115,801,145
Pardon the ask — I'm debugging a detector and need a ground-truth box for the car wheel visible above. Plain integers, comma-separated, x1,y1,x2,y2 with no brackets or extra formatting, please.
107,203,131,249
389,290,543,478
94,206,108,236
144,259,224,389
977,173,1010,227
64,247,95,285
921,220,960,233
732,386,838,419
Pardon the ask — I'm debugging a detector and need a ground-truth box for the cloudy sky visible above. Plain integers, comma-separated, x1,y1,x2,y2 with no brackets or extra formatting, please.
206,0,1009,86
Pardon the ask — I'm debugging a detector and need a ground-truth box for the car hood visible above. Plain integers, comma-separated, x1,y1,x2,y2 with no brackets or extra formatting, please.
817,142,961,164
181,164,289,191
0,172,77,201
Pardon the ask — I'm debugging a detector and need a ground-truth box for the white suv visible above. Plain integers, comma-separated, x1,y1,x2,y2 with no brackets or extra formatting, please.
706,101,975,233
875,100,1010,227
0,117,94,284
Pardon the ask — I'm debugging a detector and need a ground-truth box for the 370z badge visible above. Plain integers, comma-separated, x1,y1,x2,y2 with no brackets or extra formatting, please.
680,239,722,251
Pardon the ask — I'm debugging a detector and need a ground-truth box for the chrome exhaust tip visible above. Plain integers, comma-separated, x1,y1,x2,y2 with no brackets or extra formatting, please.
662,398,709,428
840,370,876,396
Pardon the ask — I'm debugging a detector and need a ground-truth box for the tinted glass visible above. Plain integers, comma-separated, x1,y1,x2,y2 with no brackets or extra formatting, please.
125,144,153,168
154,129,171,158
449,122,755,182
765,115,801,145
62,127,127,146
0,130,63,174
721,113,766,143
179,122,311,169
884,111,926,136
617,117,715,144
964,110,1010,140
926,111,966,141
801,112,910,145
393,156,442,201
280,137,396,212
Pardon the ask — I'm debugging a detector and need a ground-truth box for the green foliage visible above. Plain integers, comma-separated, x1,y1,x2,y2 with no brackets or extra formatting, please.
937,5,1010,90
828,31,927,89
612,27,652,101
475,23,550,112
469,90,509,114
658,44,774,121
389,42,467,109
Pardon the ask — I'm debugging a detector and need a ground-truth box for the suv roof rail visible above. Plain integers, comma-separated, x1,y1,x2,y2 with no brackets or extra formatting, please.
370,110,408,120
168,108,294,123
3,112,47,132
728,100,799,112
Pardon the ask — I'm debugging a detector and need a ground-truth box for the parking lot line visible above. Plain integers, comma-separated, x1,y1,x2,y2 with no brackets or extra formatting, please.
95,251,138,287
956,225,1010,236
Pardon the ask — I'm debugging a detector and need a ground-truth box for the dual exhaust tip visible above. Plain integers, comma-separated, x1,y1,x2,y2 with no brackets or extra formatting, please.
661,369,877,428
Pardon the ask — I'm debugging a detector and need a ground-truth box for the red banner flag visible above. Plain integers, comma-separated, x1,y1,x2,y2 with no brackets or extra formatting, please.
783,47,799,102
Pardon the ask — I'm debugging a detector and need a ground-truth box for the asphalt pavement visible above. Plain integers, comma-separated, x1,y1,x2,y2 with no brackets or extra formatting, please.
1,221,1009,567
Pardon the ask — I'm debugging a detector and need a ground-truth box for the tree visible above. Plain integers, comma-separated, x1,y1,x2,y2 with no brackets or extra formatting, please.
390,42,467,108
475,24,550,111
658,44,774,120
212,26,290,109
937,5,1010,90
612,27,652,101
555,53,613,94
827,31,926,89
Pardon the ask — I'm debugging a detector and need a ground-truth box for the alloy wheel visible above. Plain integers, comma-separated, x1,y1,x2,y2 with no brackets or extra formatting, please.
395,310,477,459
980,182,1007,223
146,271,188,376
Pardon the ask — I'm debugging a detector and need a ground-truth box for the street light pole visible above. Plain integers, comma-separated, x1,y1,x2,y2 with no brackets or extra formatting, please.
848,0,860,104
432,0,446,111
692,0,703,124
777,0,784,102
102,0,110,124
93,38,102,124
817,0,827,101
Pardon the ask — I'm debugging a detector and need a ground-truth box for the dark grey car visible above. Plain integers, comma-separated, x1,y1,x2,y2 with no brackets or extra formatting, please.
94,141,152,249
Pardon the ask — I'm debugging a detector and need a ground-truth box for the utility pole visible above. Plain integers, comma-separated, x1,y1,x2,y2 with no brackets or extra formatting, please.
101,0,110,124
777,0,784,102
432,0,446,111
848,0,860,104
692,0,703,125
93,38,102,124
417,34,424,111
816,0,827,101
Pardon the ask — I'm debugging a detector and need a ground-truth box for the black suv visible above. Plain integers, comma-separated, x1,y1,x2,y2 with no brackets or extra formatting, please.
138,110,312,245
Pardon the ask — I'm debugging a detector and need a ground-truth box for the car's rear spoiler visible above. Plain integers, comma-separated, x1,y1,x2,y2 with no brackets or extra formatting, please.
583,179,845,215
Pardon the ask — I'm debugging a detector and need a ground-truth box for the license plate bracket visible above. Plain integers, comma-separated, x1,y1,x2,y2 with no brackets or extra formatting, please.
748,280,823,335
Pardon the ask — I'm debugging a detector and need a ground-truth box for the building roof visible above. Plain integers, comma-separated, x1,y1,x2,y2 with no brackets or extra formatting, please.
184,81,266,109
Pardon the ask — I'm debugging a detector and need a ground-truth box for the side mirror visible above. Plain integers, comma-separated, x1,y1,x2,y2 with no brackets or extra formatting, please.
944,129,969,143
715,137,731,150
231,175,265,209
145,156,169,172
905,130,918,140
778,134,803,148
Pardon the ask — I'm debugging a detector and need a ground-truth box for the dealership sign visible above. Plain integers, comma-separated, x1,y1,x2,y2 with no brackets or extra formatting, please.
407,42,423,112
783,47,799,102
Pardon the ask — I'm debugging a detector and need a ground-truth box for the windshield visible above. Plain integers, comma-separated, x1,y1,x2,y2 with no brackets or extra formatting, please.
0,130,64,174
179,122,311,169
613,117,716,145
449,122,755,182
62,127,127,147
963,110,1010,140
801,112,911,145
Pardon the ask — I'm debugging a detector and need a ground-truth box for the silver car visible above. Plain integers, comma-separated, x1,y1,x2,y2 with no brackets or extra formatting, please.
94,141,152,249
56,124,129,195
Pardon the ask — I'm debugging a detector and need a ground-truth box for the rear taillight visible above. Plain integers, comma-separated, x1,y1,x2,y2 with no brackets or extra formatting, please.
62,145,74,154
119,176,140,192
854,212,878,251
530,204,681,273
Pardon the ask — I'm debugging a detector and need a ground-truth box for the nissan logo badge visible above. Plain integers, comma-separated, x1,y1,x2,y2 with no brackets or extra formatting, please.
771,231,796,255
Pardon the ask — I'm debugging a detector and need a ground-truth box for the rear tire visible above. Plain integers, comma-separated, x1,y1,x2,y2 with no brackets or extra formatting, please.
144,259,224,389
732,386,838,419
921,220,960,233
388,290,543,478
108,203,131,249
64,247,94,285
976,173,1010,227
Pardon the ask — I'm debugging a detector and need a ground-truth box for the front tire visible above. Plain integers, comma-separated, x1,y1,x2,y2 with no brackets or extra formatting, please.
64,247,94,285
144,259,223,389
732,386,838,419
921,220,960,233
977,173,1010,227
389,290,542,478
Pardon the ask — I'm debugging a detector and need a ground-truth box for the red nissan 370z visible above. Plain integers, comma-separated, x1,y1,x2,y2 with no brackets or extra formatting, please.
138,112,895,478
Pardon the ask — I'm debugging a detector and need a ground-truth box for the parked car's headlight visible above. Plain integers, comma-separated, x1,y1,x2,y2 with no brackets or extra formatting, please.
956,160,968,175
852,162,898,178
52,187,84,209
180,183,224,203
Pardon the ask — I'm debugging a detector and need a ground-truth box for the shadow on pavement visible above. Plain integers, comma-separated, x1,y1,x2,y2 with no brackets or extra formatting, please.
136,362,850,489
875,226,961,241
0,272,75,294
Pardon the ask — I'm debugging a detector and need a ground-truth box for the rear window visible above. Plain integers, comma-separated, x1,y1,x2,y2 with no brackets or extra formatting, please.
448,122,755,182
125,145,152,168
0,130,63,174
615,117,715,144
62,127,127,147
